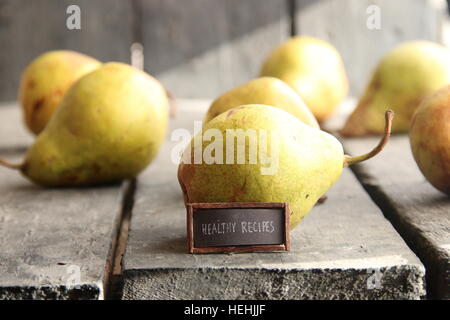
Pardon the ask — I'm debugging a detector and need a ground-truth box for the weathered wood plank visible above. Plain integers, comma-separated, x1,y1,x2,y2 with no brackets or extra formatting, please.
0,104,125,299
0,0,134,102
121,99,425,300
341,134,450,299
295,0,446,96
139,0,290,99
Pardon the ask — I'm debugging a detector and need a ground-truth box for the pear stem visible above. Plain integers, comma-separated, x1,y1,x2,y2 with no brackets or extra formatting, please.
0,158,22,170
343,109,394,167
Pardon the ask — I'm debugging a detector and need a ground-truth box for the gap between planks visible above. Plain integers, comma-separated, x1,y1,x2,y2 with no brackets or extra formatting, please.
103,179,136,300
348,163,448,300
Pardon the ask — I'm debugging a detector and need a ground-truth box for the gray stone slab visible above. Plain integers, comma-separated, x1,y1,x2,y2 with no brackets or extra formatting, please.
121,99,425,300
0,105,124,299
342,135,450,299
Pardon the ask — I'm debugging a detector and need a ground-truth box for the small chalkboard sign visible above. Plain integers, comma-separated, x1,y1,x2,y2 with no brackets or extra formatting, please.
186,202,290,253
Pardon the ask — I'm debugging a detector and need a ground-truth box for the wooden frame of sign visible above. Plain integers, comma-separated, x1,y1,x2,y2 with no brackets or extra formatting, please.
186,202,291,254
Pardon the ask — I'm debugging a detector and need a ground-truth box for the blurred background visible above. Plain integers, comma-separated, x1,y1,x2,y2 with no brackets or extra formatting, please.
0,0,449,102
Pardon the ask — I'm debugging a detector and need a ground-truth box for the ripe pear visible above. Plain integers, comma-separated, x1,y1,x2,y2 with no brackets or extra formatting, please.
409,85,450,195
342,41,450,136
204,77,319,128
19,50,101,135
178,105,392,229
260,36,349,122
0,62,169,187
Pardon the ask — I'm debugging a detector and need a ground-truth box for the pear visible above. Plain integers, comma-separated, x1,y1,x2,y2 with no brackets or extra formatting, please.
178,105,392,228
0,62,169,187
409,85,450,195
204,77,319,128
19,50,101,135
342,41,450,136
260,36,349,122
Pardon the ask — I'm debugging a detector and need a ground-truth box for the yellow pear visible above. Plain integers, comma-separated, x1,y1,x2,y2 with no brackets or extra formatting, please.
342,41,450,136
19,50,101,135
260,36,348,122
178,105,392,229
0,63,169,187
203,77,319,128
409,85,450,195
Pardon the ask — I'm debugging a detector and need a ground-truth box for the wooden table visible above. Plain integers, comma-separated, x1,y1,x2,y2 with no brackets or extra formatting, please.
341,136,450,299
0,100,448,299
0,103,127,299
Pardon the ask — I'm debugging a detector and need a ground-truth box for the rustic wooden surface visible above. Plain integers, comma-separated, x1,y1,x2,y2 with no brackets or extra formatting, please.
1,0,445,101
341,134,450,300
139,0,290,99
0,0,134,101
0,104,126,299
0,99,447,299
295,0,446,96
121,100,425,300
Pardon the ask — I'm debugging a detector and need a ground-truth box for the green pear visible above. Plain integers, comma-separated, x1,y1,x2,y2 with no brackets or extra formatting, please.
0,62,169,187
260,36,348,122
178,105,392,229
409,85,450,195
19,50,101,135
204,77,319,128
342,41,450,136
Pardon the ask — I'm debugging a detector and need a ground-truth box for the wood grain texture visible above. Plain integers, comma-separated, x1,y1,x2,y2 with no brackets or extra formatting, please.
342,134,450,299
294,0,446,96
0,104,125,299
0,0,134,102
121,99,425,300
139,0,290,99
1,0,445,101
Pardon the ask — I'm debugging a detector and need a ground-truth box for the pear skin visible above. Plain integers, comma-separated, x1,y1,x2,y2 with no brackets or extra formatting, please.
204,77,319,128
342,41,450,136
178,105,393,229
1,62,169,187
19,50,102,135
410,85,450,195
260,36,348,122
